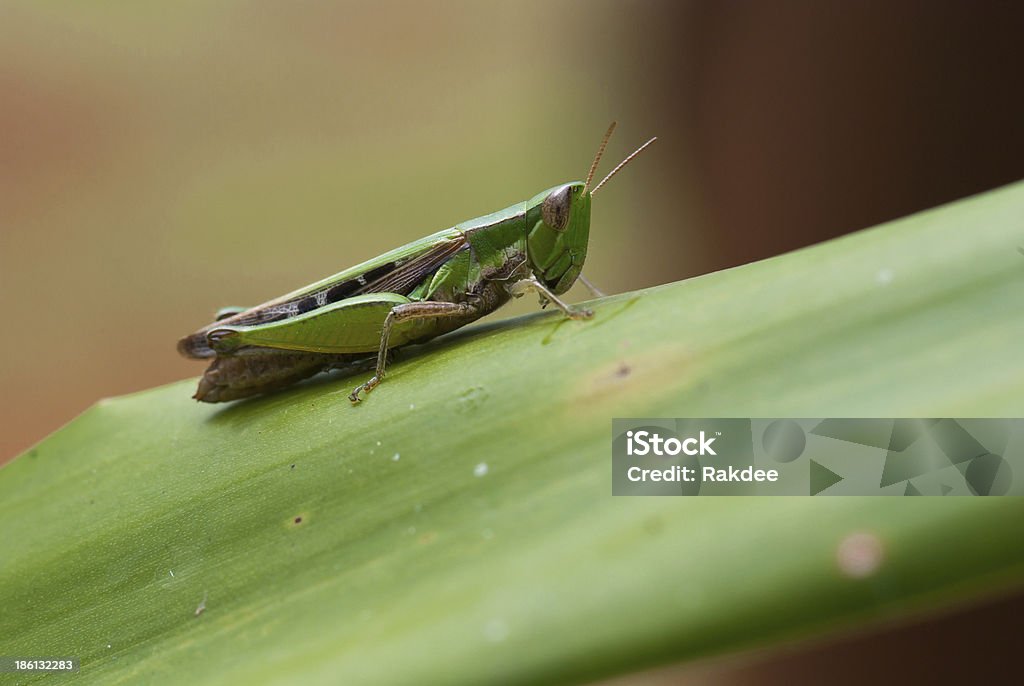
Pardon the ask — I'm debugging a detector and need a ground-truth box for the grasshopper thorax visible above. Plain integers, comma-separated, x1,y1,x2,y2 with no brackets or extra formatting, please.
526,181,592,295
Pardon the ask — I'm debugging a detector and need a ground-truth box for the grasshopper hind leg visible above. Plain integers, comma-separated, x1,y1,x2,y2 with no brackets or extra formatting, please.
349,300,478,403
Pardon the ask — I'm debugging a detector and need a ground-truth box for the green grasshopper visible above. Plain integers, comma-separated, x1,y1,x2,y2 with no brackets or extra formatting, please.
178,123,655,403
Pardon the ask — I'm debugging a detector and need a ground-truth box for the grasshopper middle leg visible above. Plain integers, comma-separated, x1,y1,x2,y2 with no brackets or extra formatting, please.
349,300,477,403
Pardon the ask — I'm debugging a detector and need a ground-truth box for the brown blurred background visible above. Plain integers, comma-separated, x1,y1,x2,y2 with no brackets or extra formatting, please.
2,1,1023,682
3,1,1023,463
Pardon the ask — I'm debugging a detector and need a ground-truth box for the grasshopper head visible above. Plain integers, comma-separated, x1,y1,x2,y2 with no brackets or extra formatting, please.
526,181,592,294
526,123,656,296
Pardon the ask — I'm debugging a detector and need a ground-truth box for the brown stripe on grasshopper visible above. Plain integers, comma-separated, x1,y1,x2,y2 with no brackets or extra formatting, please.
355,237,468,296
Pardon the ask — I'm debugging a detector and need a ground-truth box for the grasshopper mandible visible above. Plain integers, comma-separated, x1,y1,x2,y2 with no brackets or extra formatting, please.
178,123,655,403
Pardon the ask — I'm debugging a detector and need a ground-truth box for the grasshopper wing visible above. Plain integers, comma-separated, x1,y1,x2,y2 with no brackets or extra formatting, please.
179,229,467,358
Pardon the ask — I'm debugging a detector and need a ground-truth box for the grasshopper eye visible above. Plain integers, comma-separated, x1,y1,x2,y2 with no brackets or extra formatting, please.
541,186,572,232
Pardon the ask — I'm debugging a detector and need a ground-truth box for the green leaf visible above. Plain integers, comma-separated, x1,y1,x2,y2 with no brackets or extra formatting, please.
3,181,1024,685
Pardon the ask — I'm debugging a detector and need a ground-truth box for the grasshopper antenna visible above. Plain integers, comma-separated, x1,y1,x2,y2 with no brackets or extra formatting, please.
590,136,657,196
583,121,618,193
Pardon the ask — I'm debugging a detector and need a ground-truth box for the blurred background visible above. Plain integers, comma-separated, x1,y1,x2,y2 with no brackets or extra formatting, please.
1,1,1023,680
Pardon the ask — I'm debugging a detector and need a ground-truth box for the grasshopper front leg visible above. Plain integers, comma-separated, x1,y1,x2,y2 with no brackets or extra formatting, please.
349,300,477,403
577,274,606,299
509,276,594,320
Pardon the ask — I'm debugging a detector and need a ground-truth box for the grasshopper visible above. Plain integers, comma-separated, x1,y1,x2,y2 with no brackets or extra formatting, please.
178,123,655,403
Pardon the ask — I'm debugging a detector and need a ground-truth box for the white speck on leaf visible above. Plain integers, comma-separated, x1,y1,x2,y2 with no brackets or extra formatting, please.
484,619,509,643
392,453,401,462
876,268,894,285
474,463,489,478
169,570,174,578
195,591,208,617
